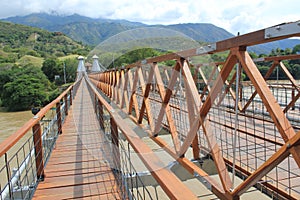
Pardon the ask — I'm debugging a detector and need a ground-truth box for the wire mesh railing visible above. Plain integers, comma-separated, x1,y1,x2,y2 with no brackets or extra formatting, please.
0,79,81,200
89,50,300,199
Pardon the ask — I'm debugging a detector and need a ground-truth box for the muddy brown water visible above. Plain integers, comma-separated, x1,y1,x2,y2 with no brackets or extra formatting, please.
0,109,32,143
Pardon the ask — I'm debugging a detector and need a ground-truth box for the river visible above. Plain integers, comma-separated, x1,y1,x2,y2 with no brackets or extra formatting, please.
0,108,33,143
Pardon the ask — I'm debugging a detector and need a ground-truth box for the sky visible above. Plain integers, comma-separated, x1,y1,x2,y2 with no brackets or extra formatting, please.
0,0,299,35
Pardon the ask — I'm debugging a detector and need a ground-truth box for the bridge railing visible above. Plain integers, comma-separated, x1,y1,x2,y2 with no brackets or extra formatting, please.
0,78,82,200
89,21,300,200
85,74,198,199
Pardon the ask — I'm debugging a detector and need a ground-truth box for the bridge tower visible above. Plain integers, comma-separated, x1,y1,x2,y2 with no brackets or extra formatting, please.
91,55,101,72
76,55,86,80
77,56,86,72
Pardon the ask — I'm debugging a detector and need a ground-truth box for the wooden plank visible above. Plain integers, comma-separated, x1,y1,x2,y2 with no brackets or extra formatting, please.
44,166,111,178
44,155,99,165
36,172,115,189
44,161,107,174
33,182,120,200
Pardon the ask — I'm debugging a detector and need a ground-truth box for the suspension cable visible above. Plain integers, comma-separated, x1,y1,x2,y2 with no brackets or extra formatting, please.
231,62,240,190
179,66,184,146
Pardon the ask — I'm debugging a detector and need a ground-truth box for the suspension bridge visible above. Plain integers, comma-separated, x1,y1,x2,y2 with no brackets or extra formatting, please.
0,21,300,200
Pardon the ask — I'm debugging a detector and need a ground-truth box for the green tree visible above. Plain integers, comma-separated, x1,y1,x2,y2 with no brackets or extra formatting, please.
292,44,300,54
249,52,258,59
1,66,50,111
284,48,292,55
63,58,77,83
0,68,15,94
290,64,300,79
2,75,48,111
42,58,61,82
109,48,161,68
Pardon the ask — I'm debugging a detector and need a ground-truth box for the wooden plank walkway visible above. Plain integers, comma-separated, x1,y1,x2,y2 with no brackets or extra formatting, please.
33,80,121,200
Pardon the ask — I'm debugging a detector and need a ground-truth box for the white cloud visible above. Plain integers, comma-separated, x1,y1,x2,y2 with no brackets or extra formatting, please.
0,0,299,34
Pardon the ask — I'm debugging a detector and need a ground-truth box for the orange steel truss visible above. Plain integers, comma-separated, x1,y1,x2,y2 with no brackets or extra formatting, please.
89,21,300,200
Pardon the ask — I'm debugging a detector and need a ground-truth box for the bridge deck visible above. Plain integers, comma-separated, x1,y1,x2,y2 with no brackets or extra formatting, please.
32,80,121,199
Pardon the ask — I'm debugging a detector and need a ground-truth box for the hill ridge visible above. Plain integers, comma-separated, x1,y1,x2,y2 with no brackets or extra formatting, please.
2,13,234,44
2,13,300,54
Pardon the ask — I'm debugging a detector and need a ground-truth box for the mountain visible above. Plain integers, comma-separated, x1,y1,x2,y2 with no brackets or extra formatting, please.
3,13,234,45
0,21,89,69
4,13,144,29
3,13,145,45
52,22,139,46
2,13,300,54
158,23,234,43
248,39,300,55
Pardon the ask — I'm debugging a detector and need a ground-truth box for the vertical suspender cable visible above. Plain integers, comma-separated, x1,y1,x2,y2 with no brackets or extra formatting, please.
179,66,183,146
231,62,240,190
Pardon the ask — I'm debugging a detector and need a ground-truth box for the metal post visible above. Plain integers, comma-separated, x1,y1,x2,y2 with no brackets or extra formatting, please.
111,117,120,171
70,87,73,106
32,122,45,181
64,95,68,116
98,100,104,130
292,88,295,110
4,153,12,199
63,62,66,84
56,102,62,134
94,94,97,112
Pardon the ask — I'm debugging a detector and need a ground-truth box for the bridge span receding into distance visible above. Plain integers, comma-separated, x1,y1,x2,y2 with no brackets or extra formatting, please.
0,21,300,200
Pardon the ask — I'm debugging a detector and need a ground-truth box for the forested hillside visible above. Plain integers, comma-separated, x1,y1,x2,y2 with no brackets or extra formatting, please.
0,21,89,69
0,21,90,111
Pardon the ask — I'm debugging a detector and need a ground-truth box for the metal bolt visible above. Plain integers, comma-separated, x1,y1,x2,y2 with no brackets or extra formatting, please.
266,34,271,38
141,59,147,65
287,143,291,148
275,26,281,31
298,22,300,26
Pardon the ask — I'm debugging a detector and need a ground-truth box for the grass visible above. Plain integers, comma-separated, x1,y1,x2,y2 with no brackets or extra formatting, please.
58,54,80,61
16,55,44,67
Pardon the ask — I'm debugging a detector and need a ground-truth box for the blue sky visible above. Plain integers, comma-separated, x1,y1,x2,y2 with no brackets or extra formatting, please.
0,0,299,34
